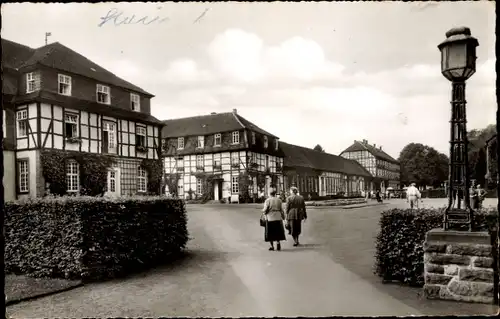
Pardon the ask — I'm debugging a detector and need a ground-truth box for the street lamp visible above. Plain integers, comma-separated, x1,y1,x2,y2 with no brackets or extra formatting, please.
438,27,479,231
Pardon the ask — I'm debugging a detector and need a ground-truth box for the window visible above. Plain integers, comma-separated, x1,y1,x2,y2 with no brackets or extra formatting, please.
231,153,239,167
176,156,184,171
232,131,239,144
97,84,110,104
16,109,28,137
251,132,256,144
275,139,279,150
136,126,146,147
2,110,5,139
18,160,29,193
66,161,79,192
177,137,184,149
266,155,269,169
130,93,140,111
64,113,79,138
263,136,268,148
197,136,204,148
109,170,116,193
232,176,239,194
214,133,221,146
137,166,147,192
196,178,202,194
102,121,116,153
196,155,204,168
213,158,221,170
26,72,39,93
58,74,72,96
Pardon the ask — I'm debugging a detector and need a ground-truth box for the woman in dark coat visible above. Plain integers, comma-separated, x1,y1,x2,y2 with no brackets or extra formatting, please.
262,189,286,251
286,187,308,246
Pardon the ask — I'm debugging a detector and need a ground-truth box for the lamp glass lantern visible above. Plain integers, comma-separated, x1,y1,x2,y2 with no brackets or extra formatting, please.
438,27,479,82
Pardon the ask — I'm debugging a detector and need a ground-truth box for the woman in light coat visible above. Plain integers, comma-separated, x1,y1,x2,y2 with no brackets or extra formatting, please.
262,189,286,251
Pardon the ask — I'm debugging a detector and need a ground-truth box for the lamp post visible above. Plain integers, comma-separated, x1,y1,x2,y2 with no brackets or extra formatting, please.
438,27,479,231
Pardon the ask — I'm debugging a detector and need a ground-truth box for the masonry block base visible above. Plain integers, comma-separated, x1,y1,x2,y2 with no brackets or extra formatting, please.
423,228,495,304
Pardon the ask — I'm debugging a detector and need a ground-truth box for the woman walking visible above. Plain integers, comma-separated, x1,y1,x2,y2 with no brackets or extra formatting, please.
286,187,308,246
262,189,286,251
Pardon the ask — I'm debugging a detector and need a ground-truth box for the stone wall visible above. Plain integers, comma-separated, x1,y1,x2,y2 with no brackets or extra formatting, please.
423,229,496,304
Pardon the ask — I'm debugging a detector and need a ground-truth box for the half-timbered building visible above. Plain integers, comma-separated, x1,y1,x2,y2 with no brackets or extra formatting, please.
162,109,284,202
2,38,162,200
340,139,401,192
280,142,373,199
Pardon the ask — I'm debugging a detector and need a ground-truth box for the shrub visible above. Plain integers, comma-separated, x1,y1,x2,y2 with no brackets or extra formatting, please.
4,196,189,281
374,207,497,287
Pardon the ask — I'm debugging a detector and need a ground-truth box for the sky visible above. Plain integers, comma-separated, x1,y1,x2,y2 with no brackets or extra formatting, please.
1,2,496,159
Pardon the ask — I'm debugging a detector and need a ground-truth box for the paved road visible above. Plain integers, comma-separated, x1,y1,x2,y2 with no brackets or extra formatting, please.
6,201,498,317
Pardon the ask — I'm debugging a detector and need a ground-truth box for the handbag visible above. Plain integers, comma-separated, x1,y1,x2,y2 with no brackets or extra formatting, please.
260,213,267,227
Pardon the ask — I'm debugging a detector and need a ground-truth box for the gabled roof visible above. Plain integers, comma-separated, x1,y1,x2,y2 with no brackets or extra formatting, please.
280,142,373,178
161,111,278,138
1,38,153,97
341,140,399,164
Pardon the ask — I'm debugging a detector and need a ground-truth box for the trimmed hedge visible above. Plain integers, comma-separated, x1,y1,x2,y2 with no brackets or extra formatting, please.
4,196,189,281
374,207,497,287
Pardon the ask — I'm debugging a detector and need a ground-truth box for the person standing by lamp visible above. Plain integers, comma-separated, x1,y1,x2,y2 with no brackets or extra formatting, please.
406,183,422,209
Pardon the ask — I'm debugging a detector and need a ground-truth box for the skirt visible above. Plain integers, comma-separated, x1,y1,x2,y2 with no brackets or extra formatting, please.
289,219,302,237
265,220,286,242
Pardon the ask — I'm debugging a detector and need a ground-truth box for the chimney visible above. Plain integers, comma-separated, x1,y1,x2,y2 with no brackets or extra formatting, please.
373,143,376,148
232,108,237,114
210,112,216,115
379,146,382,150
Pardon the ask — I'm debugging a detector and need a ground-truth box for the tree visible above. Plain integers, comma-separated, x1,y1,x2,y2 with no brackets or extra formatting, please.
313,144,325,152
398,143,449,188
467,124,496,187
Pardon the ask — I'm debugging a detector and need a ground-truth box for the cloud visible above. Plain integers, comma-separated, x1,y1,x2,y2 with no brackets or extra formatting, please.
163,58,213,83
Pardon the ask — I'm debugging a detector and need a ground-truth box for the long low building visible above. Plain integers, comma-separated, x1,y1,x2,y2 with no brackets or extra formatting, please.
280,142,373,199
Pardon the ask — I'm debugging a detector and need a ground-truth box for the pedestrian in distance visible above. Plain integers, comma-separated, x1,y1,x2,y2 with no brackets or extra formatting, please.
475,184,487,209
375,190,383,203
286,187,307,247
261,189,286,251
406,183,422,209
470,181,478,209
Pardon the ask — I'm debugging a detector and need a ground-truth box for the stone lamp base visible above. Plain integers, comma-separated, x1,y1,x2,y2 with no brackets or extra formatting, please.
423,228,496,304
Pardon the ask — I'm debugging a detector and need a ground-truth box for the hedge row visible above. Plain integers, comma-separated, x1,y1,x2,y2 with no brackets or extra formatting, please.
4,196,189,281
374,207,498,287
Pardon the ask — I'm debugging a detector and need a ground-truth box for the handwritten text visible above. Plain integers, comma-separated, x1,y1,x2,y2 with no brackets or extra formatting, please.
98,8,169,27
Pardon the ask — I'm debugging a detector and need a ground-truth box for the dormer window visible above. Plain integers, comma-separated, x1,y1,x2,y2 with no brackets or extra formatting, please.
197,136,204,148
97,84,110,104
58,74,72,96
131,93,140,112
275,139,279,150
26,72,40,93
232,131,240,144
263,136,268,148
251,132,256,144
214,133,221,146
177,137,184,150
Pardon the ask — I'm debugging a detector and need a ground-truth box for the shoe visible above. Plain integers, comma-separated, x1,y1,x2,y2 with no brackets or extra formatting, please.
293,243,298,247
277,243,281,251
269,247,274,251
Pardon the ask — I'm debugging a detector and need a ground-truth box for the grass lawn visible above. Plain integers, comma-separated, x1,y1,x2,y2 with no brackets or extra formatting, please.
5,274,82,305
305,201,498,316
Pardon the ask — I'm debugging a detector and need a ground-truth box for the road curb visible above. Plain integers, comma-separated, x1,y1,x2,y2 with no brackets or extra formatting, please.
342,203,389,209
5,281,84,306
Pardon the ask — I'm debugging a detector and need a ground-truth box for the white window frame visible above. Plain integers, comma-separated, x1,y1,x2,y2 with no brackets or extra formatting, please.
18,160,29,193
16,109,28,137
177,137,184,150
66,160,79,193
136,126,147,147
176,156,184,169
231,153,239,166
264,136,268,148
26,72,36,93
196,177,202,194
196,155,204,168
137,166,147,193
2,110,6,139
64,113,79,138
232,131,240,144
214,133,221,147
130,93,140,112
197,136,204,148
58,74,72,96
96,84,111,104
231,176,239,194
103,121,116,149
